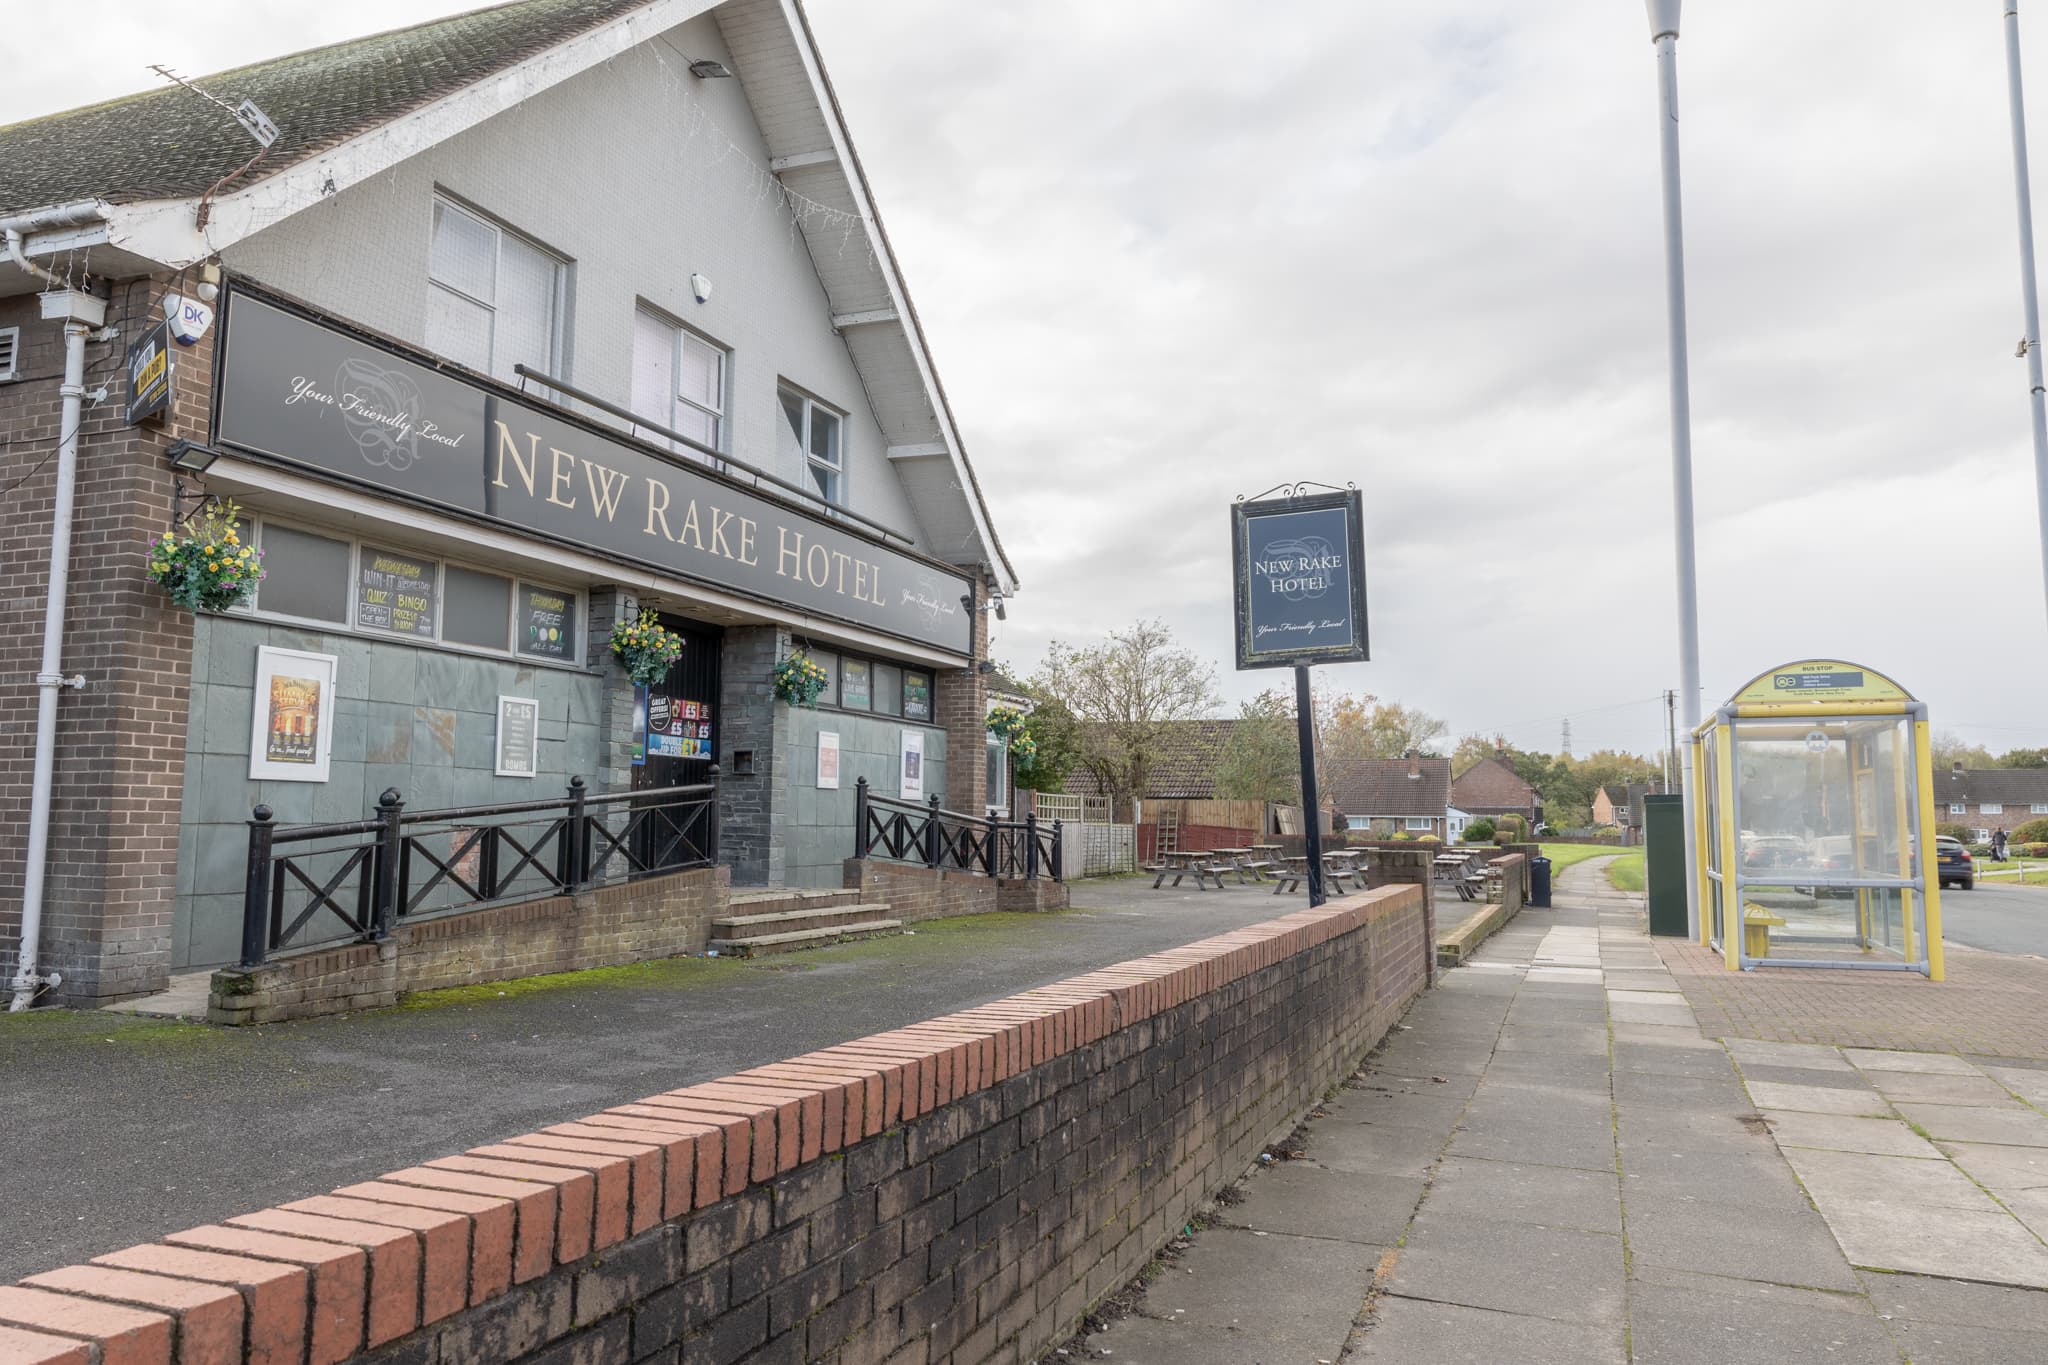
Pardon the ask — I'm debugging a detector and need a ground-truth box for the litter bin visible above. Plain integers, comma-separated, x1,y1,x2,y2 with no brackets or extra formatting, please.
1643,795,1687,936
1529,856,1552,908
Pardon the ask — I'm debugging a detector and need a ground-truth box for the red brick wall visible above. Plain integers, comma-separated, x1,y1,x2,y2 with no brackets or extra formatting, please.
0,278,208,1004
842,858,1069,921
208,865,729,1025
937,591,990,816
1,889,1428,1364
1135,821,1257,865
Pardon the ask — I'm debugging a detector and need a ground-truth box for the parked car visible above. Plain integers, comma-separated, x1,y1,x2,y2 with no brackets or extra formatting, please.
1741,835,1810,871
1937,836,1974,892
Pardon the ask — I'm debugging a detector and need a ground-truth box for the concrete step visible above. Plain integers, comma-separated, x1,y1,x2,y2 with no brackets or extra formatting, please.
726,888,865,915
708,921,904,957
711,904,895,937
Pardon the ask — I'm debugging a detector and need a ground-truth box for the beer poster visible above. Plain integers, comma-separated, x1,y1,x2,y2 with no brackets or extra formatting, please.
248,646,338,781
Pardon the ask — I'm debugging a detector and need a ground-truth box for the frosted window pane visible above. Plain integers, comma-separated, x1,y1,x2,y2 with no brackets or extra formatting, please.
429,201,495,303
425,285,491,373
809,407,841,467
630,309,676,432
494,234,559,381
680,334,722,411
258,524,350,622
443,565,511,650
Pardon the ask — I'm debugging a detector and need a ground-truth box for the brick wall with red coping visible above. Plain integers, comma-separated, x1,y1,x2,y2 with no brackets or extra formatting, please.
206,866,729,1026
840,860,1070,922
0,886,1427,1365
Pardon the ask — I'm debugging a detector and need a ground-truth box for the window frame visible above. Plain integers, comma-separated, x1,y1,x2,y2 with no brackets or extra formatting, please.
630,303,730,460
1405,817,1435,832
795,638,941,727
238,513,586,671
427,193,568,380
778,382,847,507
2033,804,2048,815
986,728,1009,815
1982,803,2005,816
1949,803,1968,816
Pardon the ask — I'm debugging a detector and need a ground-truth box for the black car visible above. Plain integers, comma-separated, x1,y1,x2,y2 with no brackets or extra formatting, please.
1937,836,1974,891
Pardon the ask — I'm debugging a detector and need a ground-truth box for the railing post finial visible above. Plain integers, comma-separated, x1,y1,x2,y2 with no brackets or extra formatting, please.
371,788,405,942
240,805,276,969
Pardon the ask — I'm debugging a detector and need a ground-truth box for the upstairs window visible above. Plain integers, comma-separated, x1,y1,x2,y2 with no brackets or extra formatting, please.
427,197,565,383
1982,803,2005,816
779,386,843,504
630,307,727,457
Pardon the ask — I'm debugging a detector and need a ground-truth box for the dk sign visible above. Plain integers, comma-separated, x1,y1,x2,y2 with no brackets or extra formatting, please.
1230,490,1369,670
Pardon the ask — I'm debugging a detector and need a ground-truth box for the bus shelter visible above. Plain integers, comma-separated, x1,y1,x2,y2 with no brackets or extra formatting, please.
1690,661,1944,978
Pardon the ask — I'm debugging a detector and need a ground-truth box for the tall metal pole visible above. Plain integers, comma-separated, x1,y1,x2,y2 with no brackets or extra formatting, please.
1295,665,1326,908
1648,0,1705,940
2003,1,2048,620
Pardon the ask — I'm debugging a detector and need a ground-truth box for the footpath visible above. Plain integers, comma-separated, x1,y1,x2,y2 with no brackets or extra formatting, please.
1074,857,2048,1364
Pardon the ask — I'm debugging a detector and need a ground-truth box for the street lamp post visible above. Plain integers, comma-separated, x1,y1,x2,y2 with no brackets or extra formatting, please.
2002,1,2048,625
1647,0,1705,940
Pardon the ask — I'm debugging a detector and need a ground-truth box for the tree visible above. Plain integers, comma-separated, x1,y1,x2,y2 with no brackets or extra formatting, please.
1930,731,1995,772
1320,697,1448,762
1031,620,1219,809
1011,693,1083,793
1999,748,2048,769
1213,690,1301,803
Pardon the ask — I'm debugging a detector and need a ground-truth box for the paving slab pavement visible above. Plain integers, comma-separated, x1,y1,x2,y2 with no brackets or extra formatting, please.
1067,853,2048,1363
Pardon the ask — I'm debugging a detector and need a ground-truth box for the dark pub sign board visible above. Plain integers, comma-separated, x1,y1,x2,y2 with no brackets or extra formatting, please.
1231,490,1369,670
212,288,974,655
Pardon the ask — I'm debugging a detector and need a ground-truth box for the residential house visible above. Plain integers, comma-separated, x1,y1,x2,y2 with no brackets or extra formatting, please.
1936,767,2048,841
1591,785,1626,828
1327,753,1453,838
1592,780,1665,843
1451,756,1542,832
1062,719,1238,810
0,0,1017,1003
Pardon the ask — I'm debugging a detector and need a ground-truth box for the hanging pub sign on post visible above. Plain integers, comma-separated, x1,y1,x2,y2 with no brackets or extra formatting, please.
1230,487,1369,909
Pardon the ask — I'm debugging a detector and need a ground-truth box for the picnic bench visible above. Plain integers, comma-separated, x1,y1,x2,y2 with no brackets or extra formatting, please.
1434,853,1483,902
1271,851,1366,895
1145,848,1235,890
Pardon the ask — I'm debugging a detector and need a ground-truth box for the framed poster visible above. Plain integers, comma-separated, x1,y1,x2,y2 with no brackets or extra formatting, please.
842,659,872,710
248,646,338,782
495,695,540,778
901,728,926,801
818,730,841,790
1230,489,1369,670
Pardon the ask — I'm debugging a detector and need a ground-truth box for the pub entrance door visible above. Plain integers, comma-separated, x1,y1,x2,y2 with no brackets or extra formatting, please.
629,612,723,872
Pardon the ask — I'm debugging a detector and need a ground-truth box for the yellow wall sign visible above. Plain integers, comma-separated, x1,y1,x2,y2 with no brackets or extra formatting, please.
1729,659,1913,706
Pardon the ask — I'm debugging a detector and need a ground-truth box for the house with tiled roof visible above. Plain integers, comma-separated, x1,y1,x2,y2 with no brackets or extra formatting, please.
1326,753,1453,838
0,0,1021,1004
1936,766,2048,839
1450,756,1541,830
1063,719,1238,803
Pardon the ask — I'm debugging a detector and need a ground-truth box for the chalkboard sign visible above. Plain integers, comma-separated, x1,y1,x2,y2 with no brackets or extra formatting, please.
903,669,933,722
841,659,872,710
518,584,577,661
356,548,438,639
1231,490,1369,670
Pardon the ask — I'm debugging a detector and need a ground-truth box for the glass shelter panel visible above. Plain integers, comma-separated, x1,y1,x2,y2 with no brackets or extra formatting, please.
1730,716,1927,969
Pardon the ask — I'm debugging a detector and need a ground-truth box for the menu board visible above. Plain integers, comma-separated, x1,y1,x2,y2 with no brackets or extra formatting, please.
356,548,438,639
518,584,577,661
841,659,872,710
904,670,933,723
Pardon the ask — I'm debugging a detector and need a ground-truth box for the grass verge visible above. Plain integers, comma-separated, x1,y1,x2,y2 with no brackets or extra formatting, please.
1606,851,1646,893
1539,843,1628,875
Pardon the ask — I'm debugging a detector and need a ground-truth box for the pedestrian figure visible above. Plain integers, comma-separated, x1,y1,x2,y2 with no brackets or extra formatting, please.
1994,828,2010,862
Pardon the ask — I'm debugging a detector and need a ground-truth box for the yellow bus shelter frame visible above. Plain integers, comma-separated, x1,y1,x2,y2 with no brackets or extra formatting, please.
1689,661,1945,979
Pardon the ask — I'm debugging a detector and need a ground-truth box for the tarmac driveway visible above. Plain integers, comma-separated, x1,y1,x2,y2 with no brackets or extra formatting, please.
0,875,1311,1285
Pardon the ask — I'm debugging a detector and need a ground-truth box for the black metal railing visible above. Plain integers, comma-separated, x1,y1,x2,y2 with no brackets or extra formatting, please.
853,777,1062,881
241,777,718,967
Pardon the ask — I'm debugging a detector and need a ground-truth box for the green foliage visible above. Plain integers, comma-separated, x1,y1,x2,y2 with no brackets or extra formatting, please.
1463,817,1497,843
1931,731,1995,772
611,611,687,688
1010,694,1082,793
2012,818,2048,844
1936,822,1973,842
1998,748,2048,769
1607,852,1646,893
1213,691,1302,804
1494,813,1528,843
1032,621,1219,806
146,501,262,612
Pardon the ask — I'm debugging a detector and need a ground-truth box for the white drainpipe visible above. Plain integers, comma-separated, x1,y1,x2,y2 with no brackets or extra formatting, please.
5,201,110,1011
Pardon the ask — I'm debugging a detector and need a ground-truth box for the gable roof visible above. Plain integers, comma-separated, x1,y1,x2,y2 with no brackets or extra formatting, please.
0,1,643,211
1451,757,1537,812
0,0,1015,590
1063,720,1238,801
1326,757,1452,819
1938,768,2048,806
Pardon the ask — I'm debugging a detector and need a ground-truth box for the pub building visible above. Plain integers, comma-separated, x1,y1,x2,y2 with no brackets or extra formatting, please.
0,0,1021,1007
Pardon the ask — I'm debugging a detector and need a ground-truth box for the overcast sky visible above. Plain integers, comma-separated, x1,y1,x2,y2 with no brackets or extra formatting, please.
7,1,2048,758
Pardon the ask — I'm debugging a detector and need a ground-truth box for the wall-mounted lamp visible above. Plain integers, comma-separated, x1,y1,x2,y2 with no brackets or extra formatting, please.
165,439,218,473
689,59,732,79
964,591,1007,621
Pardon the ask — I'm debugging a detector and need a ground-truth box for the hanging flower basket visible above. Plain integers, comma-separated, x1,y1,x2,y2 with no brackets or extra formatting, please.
146,500,262,613
985,704,1028,741
772,652,829,707
1008,731,1038,763
609,610,685,687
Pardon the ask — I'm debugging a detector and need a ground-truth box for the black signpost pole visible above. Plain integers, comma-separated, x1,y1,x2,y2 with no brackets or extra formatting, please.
1294,665,1326,908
